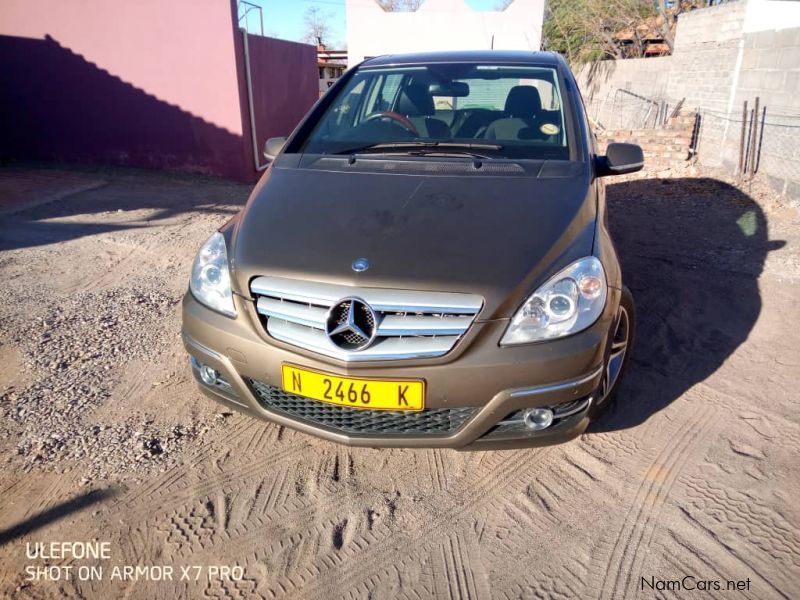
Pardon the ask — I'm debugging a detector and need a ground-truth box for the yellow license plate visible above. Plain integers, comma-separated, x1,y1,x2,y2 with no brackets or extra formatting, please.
281,364,425,411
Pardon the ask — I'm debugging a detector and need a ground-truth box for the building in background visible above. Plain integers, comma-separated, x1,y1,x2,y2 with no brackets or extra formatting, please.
613,14,675,58
346,0,545,65
316,42,347,95
0,0,318,182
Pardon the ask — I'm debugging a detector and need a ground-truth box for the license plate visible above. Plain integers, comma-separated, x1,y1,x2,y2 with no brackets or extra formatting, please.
281,364,425,411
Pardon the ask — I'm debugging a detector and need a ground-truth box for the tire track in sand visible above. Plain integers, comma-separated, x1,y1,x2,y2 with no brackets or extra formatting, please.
597,403,716,599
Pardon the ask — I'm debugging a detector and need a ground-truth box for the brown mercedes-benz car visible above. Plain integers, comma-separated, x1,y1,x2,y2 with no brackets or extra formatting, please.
182,50,643,449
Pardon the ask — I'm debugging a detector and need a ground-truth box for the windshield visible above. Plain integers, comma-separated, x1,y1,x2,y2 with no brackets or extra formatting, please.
301,64,571,160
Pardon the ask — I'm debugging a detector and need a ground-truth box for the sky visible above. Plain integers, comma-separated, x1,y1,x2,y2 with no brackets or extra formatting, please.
239,0,507,49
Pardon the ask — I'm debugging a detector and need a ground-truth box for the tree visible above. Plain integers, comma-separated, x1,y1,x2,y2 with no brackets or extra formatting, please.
544,0,708,65
546,0,656,62
377,0,423,11
543,0,597,63
302,6,331,45
654,1,675,52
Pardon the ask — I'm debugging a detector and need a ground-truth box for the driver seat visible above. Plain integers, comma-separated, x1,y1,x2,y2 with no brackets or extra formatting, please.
397,83,450,139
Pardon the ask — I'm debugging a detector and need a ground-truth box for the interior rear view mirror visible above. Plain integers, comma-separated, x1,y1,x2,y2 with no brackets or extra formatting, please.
429,82,470,97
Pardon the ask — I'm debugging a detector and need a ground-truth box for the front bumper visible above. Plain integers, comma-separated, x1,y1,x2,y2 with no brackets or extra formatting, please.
181,288,619,450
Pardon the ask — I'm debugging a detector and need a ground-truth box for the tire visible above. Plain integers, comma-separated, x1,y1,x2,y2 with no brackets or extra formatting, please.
591,285,636,418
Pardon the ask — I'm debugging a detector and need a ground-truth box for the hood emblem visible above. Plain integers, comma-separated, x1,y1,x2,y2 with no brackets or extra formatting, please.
351,258,369,272
325,297,378,351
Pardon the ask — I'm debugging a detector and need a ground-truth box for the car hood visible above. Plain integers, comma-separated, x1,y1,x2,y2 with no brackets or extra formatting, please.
232,161,596,320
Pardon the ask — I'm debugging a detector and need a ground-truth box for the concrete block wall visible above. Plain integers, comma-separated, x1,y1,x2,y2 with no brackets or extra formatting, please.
576,0,800,203
666,2,746,166
731,27,800,197
576,57,672,129
673,1,746,49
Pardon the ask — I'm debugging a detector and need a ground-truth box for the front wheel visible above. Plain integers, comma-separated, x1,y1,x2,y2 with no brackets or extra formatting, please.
591,286,635,418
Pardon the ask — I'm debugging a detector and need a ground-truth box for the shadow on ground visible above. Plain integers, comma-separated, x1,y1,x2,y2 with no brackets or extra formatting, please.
0,488,116,546
592,177,785,433
0,165,247,252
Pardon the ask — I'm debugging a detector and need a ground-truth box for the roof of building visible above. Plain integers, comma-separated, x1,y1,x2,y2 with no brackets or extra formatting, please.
611,12,677,57
361,50,564,68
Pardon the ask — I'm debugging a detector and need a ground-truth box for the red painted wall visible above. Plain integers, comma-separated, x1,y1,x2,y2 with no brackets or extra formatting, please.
0,0,318,181
241,34,320,171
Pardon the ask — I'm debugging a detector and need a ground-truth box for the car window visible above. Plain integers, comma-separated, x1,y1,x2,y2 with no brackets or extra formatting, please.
301,64,571,161
456,78,516,110
328,79,366,131
379,74,404,109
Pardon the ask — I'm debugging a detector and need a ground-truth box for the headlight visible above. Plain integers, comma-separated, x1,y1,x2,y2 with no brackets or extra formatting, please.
190,232,236,317
500,256,607,345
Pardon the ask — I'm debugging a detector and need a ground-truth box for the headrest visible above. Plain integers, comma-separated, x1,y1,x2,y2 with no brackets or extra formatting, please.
504,86,542,118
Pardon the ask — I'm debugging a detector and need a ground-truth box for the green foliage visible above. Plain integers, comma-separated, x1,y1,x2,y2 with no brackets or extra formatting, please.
543,0,660,65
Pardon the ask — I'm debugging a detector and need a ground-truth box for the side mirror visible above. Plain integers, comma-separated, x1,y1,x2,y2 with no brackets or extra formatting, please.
596,142,644,177
263,136,288,160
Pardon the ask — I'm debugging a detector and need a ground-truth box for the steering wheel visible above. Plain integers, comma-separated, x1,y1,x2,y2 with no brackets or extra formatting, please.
364,111,419,136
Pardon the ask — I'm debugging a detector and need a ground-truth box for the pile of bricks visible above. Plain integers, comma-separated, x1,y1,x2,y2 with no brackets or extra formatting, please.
596,112,697,175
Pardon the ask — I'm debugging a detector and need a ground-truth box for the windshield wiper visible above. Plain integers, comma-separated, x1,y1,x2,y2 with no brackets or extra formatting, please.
335,141,503,159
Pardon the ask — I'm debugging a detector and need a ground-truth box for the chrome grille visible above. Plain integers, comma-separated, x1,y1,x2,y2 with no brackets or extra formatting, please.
250,276,483,361
248,379,476,435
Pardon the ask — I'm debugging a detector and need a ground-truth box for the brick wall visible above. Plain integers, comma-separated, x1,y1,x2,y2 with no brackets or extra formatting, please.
596,113,696,176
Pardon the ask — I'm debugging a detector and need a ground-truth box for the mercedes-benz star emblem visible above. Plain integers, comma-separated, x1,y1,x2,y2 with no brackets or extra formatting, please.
325,297,378,351
351,258,369,272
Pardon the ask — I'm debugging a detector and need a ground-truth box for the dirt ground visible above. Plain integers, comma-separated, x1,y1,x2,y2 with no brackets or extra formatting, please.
0,164,798,599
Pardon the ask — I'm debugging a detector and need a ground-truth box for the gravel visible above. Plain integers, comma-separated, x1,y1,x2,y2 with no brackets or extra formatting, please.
0,170,249,482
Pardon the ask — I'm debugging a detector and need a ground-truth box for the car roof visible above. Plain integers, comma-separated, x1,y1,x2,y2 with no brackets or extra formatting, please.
360,50,566,69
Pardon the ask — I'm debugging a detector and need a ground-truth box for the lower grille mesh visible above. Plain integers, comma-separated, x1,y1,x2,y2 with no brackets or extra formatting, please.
247,379,476,435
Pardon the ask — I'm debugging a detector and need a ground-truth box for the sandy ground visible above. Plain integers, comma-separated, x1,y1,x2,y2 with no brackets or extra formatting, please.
0,164,798,599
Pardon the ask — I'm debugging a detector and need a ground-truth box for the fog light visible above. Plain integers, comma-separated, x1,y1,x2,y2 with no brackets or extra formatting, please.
199,364,219,386
523,407,554,431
